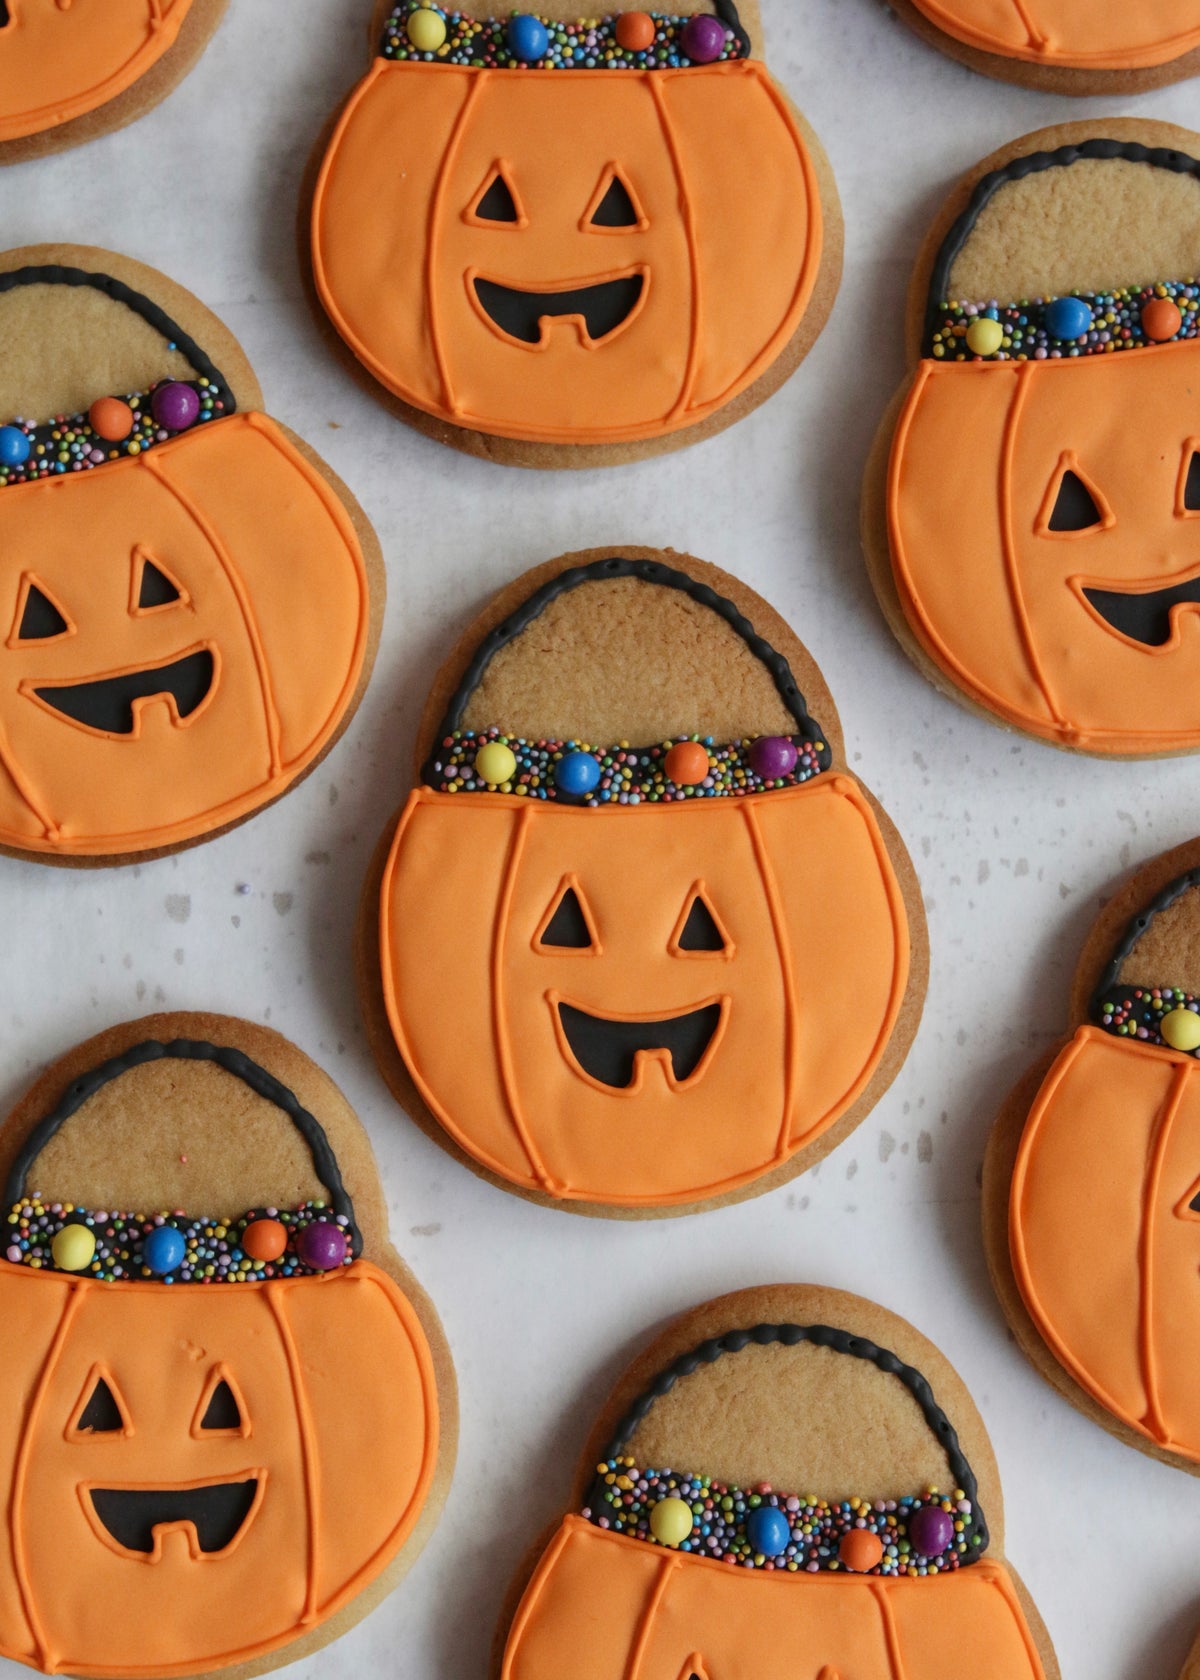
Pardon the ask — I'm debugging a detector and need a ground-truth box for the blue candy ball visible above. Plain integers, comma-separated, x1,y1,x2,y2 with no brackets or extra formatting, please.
555,750,601,796
0,425,31,468
745,1504,790,1559
143,1224,186,1275
1045,295,1093,341
507,11,549,60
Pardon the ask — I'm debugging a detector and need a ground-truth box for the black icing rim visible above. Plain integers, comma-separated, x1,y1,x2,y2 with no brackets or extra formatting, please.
421,556,832,787
0,264,236,414
4,1039,361,1257
600,1320,989,1556
923,138,1200,356
1090,864,1200,1021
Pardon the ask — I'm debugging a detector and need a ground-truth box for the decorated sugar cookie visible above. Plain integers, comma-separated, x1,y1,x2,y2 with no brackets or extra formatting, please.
496,1285,1058,1679
0,1012,455,1678
361,548,925,1214
310,1,840,465
0,0,228,163
985,838,1200,1472
864,120,1200,758
891,0,1200,94
0,245,381,863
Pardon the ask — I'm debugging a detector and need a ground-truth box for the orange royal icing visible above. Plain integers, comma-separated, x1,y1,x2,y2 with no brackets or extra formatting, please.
312,59,823,446
380,776,910,1206
0,1258,439,1676
0,412,370,857
1011,1025,1200,1462
887,341,1200,754
0,0,194,143
502,1518,1048,1680
906,0,1200,70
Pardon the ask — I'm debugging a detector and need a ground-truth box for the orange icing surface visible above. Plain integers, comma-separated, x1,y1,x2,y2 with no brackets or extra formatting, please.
1011,1025,1200,1462
887,342,1200,754
0,1258,439,1675
0,412,370,857
379,777,910,1206
0,0,193,143
907,0,1200,68
311,59,823,445
502,1518,1048,1679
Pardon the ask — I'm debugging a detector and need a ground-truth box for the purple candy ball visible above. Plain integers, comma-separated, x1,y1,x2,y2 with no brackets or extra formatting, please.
151,381,201,432
680,13,725,61
908,1505,954,1557
748,735,798,781
297,1219,347,1273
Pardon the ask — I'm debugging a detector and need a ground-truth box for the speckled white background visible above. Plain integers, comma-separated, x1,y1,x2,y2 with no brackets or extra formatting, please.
1,3,1199,1676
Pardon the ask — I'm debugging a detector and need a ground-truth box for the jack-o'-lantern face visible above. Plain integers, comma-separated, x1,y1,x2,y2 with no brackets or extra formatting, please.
0,0,193,144
312,4,827,447
906,0,1200,71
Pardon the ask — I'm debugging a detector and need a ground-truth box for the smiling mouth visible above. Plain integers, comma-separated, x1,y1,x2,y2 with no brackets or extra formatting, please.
557,1001,722,1089
1083,575,1200,647
90,1478,258,1557
32,649,214,734
473,274,644,345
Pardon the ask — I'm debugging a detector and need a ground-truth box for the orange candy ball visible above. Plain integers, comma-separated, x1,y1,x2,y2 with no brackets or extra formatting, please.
1142,297,1183,343
88,396,135,442
838,1529,885,1573
615,10,656,51
664,740,710,786
242,1217,288,1262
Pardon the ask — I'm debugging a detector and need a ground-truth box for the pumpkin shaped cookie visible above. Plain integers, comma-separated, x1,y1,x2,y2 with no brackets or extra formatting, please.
0,1011,455,1678
985,837,1200,1473
496,1284,1058,1680
0,0,228,163
0,244,381,864
360,547,926,1215
864,119,1200,758
890,0,1200,94
309,0,840,466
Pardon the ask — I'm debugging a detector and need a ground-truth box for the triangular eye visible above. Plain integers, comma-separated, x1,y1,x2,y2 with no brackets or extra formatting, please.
199,1380,243,1431
674,891,727,953
589,172,640,229
471,167,522,224
1045,467,1105,533
137,559,182,610
73,1373,128,1436
536,882,596,950
13,579,70,642
1182,449,1200,514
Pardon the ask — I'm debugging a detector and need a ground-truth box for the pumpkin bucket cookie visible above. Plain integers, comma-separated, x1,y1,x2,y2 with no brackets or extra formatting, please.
496,1285,1058,1680
361,547,926,1215
0,245,381,864
309,1,840,465
0,1012,455,1678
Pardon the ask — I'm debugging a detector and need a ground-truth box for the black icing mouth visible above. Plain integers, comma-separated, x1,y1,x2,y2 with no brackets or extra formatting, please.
1083,574,1200,647
557,1001,721,1089
89,1478,258,1556
473,274,644,345
32,649,214,734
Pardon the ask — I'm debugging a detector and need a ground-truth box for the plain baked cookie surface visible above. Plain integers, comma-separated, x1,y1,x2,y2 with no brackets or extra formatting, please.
359,545,927,1217
0,0,229,164
306,0,841,468
0,1011,456,1680
492,1284,1060,1680
984,837,1200,1476
862,118,1200,760
0,243,383,867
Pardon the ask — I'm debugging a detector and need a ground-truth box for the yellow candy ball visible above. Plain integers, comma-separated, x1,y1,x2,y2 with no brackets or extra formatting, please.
406,5,447,50
52,1223,97,1273
1161,1006,1200,1052
965,316,1004,357
650,1496,694,1547
475,742,517,786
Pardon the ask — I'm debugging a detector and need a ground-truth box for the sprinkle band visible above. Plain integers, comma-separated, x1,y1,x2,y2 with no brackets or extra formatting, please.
379,3,749,68
583,1458,981,1574
1094,986,1200,1053
931,279,1200,364
0,379,230,489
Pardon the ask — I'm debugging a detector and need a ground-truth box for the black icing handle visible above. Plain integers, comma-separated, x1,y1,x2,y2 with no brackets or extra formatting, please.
3,1039,362,1258
602,1320,989,1553
1090,864,1200,1019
